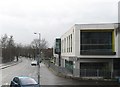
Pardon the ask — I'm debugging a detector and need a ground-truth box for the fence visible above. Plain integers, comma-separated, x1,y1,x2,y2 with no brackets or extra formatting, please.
80,69,111,78
44,60,120,79
80,69,120,78
44,60,73,76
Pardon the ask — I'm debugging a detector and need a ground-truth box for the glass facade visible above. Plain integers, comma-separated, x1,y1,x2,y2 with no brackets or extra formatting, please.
65,60,73,73
80,62,109,70
80,30,115,55
61,34,73,53
54,38,61,54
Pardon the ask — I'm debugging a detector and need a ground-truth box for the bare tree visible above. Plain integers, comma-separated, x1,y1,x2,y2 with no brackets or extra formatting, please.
7,35,15,61
15,43,23,61
31,38,48,59
31,38,48,49
1,34,9,63
1,34,8,49
40,38,48,49
0,34,49,62
1,34,15,63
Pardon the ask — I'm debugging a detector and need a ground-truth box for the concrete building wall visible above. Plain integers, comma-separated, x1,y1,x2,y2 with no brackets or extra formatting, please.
60,23,120,77
61,23,119,58
61,26,76,56
54,54,59,66
61,58,65,67
74,25,80,56
118,28,120,57
73,60,80,77
75,23,118,58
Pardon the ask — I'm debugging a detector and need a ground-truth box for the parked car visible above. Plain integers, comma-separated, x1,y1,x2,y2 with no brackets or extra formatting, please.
10,76,40,87
31,60,38,66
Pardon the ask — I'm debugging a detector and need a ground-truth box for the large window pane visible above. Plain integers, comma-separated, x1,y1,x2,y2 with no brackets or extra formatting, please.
80,30,115,55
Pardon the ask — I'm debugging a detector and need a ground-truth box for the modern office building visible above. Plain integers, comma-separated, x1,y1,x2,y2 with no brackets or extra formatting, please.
60,23,120,77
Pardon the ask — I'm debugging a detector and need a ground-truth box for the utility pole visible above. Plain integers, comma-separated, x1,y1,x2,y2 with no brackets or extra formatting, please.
38,33,41,84
34,33,41,84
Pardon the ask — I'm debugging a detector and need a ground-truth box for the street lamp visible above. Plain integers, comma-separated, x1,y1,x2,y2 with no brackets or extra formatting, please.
34,32,41,84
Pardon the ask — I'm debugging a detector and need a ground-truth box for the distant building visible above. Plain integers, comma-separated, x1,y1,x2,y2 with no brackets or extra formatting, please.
42,48,53,59
60,23,120,77
53,38,61,66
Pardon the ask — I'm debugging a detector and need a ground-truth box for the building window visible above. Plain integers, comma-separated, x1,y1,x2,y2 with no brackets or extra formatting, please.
54,38,61,54
61,40,63,53
64,38,66,53
65,60,73,73
80,30,116,55
69,35,70,52
64,34,72,53
71,34,72,52
62,39,64,53
67,37,68,52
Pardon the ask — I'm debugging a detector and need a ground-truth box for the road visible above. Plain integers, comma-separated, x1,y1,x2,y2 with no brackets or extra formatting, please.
1,58,37,85
1,58,119,87
1,58,82,85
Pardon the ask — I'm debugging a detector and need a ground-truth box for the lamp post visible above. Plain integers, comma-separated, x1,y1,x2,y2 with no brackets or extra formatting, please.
34,33,41,84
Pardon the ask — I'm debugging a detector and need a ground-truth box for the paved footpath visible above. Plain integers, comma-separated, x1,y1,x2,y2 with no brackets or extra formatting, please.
0,58,22,69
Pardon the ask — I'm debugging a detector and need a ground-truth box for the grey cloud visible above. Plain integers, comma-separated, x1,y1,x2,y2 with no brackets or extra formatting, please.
0,0,119,47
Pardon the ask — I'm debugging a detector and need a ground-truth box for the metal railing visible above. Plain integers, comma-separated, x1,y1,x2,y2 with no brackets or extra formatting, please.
80,69,112,78
44,60,120,79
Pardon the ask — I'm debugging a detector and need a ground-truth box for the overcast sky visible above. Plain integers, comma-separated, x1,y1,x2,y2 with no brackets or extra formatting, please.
0,0,119,47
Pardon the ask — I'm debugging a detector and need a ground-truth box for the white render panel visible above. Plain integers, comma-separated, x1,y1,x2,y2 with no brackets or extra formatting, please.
61,26,75,57
115,29,118,57
74,26,80,56
75,23,117,30
61,23,119,59
78,58,112,62
118,29,120,57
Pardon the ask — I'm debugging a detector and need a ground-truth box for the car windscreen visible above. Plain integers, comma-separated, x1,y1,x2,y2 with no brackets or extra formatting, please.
20,78,37,85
